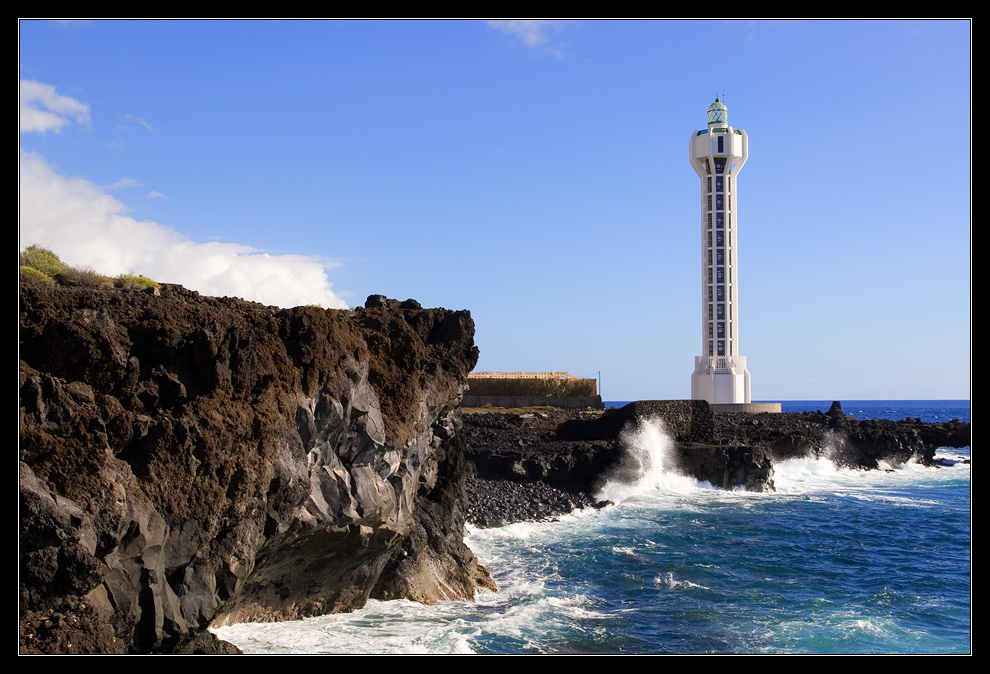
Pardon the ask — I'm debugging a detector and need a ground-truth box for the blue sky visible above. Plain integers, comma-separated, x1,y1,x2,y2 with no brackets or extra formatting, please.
19,19,971,401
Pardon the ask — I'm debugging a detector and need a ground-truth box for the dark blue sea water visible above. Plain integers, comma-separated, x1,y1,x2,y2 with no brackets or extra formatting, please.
606,399,971,423
214,401,971,654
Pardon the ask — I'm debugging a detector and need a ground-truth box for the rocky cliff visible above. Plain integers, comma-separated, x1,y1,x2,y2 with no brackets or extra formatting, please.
19,283,494,654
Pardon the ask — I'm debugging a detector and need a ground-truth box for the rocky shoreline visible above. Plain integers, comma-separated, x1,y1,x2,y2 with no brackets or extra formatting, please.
459,402,970,528
465,475,605,529
19,282,970,653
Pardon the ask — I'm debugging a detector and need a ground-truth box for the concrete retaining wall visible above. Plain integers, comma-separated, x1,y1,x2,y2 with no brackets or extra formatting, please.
461,395,604,410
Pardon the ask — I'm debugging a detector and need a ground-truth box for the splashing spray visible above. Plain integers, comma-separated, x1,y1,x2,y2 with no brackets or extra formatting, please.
595,417,684,503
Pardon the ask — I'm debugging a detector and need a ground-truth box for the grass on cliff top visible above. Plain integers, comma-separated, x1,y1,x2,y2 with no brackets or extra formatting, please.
20,245,160,290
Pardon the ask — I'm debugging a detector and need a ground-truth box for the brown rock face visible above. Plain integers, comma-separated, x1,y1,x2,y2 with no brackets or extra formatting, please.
19,284,493,654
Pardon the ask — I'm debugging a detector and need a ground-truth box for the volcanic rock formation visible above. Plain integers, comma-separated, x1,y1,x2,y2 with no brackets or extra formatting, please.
19,284,494,654
459,400,970,527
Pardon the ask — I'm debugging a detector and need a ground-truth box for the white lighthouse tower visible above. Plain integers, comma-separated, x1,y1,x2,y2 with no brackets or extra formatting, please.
689,97,752,404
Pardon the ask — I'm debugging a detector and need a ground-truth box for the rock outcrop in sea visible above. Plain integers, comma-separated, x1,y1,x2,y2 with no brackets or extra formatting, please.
460,400,970,528
19,284,494,654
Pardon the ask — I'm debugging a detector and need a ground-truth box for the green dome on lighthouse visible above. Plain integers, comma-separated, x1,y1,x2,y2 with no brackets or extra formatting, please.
708,97,727,126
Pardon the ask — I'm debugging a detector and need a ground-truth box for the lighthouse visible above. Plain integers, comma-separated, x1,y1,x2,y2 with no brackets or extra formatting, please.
689,97,752,404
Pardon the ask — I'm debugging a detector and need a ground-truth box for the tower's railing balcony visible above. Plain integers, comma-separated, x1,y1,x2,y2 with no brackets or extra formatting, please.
703,356,734,373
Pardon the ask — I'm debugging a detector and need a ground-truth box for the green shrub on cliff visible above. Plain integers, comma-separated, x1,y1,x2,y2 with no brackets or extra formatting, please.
56,265,114,287
20,245,67,279
19,245,160,289
114,273,160,290
19,265,54,285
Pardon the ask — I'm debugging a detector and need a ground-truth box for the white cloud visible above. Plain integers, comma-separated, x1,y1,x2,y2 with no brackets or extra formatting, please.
122,113,154,132
19,151,348,309
488,20,569,56
19,79,91,133
110,177,142,190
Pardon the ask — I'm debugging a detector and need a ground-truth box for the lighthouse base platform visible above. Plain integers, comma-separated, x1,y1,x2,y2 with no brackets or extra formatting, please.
708,402,782,414
691,355,753,405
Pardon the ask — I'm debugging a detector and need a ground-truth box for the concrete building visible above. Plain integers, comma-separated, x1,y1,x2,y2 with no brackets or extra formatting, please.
689,97,752,404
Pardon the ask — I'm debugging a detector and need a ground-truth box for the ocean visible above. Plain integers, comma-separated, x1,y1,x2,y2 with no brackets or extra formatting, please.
212,400,971,654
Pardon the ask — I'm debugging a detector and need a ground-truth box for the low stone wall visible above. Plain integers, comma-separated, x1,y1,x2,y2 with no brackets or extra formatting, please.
462,395,603,410
466,373,597,398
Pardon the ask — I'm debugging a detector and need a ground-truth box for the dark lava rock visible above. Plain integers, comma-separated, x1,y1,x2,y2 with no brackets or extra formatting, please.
465,474,607,529
20,284,494,653
460,400,970,527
